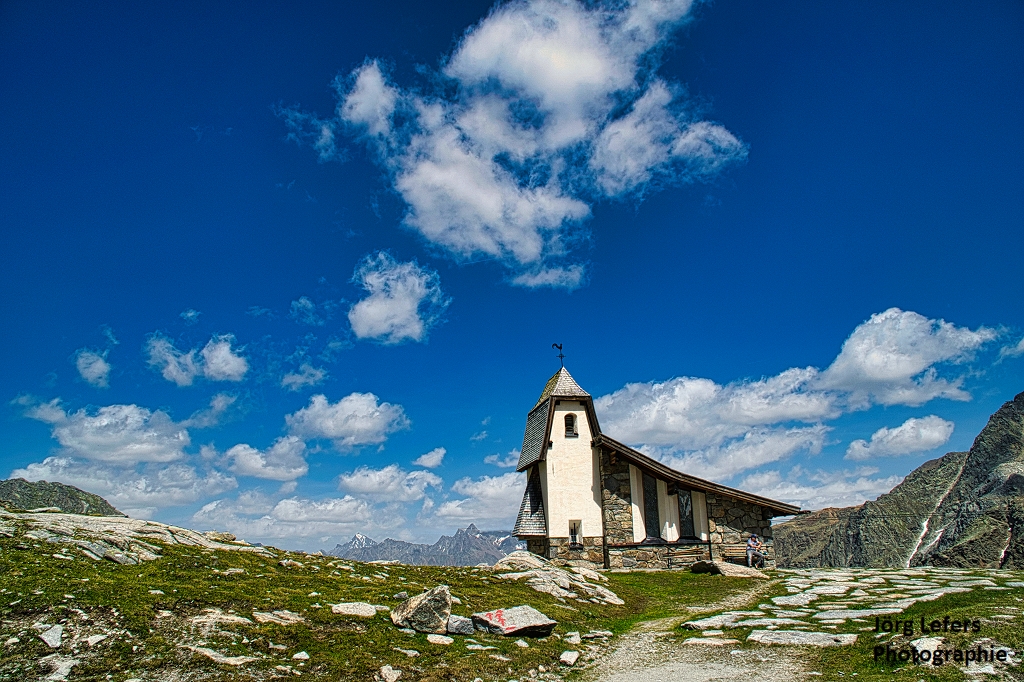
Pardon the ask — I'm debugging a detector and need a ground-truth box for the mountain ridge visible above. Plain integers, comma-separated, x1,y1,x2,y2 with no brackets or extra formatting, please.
329,523,524,566
775,390,1024,568
0,478,124,517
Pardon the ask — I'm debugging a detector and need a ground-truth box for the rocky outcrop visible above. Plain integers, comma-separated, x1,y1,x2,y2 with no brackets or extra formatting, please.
330,524,524,566
491,550,624,605
776,391,1024,568
0,478,124,516
471,605,557,637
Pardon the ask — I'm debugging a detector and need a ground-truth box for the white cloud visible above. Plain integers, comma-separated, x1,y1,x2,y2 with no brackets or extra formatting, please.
146,333,250,385
338,464,442,502
281,363,328,391
432,471,525,525
180,308,201,324
347,252,450,344
470,430,488,442
227,436,309,481
817,308,995,407
412,447,445,468
484,449,520,468
192,494,390,542
75,349,111,388
739,466,904,511
999,336,1024,360
285,392,410,449
11,457,236,518
201,335,249,381
25,400,190,464
145,335,200,386
280,0,745,286
289,296,338,326
184,393,236,429
845,416,954,461
596,309,993,481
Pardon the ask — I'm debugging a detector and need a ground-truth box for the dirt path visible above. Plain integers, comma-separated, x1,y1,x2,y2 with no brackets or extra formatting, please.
582,579,810,682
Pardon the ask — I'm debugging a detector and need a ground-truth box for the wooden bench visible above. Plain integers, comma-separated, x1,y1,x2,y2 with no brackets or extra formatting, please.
719,543,756,566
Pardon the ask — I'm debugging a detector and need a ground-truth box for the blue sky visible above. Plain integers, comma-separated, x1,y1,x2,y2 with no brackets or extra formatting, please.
1,0,1021,549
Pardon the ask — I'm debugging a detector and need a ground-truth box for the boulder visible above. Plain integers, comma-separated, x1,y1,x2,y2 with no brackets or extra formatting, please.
471,605,557,637
690,561,767,578
379,664,402,682
446,614,474,635
390,586,452,634
332,602,378,617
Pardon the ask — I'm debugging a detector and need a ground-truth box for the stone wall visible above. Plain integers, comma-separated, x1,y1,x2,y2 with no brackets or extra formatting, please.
548,536,604,566
525,537,549,557
705,493,776,568
599,450,634,546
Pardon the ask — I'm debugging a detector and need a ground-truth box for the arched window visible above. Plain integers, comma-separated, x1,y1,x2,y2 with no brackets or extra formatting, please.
564,413,577,437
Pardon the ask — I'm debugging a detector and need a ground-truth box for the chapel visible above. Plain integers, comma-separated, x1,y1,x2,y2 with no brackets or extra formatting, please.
512,366,801,569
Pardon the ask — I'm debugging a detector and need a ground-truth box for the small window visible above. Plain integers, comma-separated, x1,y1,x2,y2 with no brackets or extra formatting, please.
569,520,582,548
564,413,578,437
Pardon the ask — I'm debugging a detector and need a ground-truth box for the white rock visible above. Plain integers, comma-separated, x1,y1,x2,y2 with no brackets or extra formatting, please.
292,651,309,660
559,650,580,666
515,639,529,648
182,645,258,666
684,637,740,646
331,602,378,617
393,647,420,657
427,634,453,645
380,664,402,682
85,634,108,646
39,625,63,648
565,631,582,645
747,630,857,647
253,610,305,625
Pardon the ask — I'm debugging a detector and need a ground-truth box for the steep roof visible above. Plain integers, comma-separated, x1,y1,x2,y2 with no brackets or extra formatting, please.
533,367,590,410
512,467,547,537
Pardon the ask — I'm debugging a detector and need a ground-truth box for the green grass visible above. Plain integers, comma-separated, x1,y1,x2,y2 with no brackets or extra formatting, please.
0,529,761,681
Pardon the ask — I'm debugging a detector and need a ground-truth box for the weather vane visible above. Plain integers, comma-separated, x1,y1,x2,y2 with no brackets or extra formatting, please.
552,343,564,367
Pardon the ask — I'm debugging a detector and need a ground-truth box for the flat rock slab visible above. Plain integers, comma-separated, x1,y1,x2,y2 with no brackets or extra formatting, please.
332,602,378,618
38,625,63,648
391,586,451,634
811,608,900,620
472,605,557,637
253,610,304,625
748,630,858,647
560,650,580,666
182,645,258,666
691,561,767,578
379,664,402,682
426,634,453,645
684,637,740,646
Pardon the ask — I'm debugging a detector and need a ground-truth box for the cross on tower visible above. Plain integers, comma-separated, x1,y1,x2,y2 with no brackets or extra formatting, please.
551,343,564,367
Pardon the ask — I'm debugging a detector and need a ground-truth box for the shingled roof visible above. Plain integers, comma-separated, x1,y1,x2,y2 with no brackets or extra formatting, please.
512,466,546,536
533,367,590,409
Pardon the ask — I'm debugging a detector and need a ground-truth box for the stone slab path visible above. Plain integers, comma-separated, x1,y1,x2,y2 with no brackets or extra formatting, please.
586,567,1022,682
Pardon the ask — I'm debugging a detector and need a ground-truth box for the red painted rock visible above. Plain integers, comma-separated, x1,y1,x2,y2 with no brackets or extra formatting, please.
471,605,557,637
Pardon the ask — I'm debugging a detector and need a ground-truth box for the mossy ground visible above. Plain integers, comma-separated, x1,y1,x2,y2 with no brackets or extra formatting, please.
0,530,757,681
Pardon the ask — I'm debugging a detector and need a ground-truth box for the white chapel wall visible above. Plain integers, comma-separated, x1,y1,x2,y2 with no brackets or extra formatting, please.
544,401,603,539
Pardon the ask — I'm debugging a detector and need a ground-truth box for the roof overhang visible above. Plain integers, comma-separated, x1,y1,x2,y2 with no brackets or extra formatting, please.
593,434,803,516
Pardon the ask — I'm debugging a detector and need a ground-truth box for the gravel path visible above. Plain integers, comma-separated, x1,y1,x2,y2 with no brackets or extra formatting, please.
583,580,808,682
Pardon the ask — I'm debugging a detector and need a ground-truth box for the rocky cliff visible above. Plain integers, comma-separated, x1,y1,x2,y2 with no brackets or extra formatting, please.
330,524,524,566
775,390,1024,569
0,478,124,516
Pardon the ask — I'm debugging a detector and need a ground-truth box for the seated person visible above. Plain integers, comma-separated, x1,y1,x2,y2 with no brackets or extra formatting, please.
746,534,766,568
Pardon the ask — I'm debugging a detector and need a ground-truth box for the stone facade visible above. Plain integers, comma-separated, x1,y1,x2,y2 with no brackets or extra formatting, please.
599,450,634,546
548,536,604,565
705,493,776,569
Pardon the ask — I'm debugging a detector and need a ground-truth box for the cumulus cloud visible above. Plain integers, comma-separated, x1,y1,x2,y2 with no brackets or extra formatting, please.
227,436,309,481
192,494,390,542
817,308,995,407
999,336,1024,360
11,457,236,518
25,400,190,464
347,252,450,344
845,416,954,461
281,363,328,391
739,466,904,511
75,349,111,388
597,308,994,481
484,449,521,468
412,447,446,468
285,392,410,449
280,0,745,286
200,335,249,381
431,471,525,524
145,333,249,386
338,464,442,502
